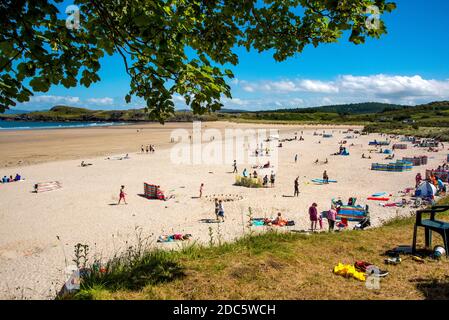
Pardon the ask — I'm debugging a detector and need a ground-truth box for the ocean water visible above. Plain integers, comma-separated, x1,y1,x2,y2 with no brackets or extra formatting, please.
0,120,127,130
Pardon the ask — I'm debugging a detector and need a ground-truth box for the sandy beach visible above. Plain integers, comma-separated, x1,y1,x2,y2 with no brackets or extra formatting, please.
0,121,446,299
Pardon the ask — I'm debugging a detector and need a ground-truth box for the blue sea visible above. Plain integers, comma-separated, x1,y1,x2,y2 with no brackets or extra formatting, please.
0,120,127,130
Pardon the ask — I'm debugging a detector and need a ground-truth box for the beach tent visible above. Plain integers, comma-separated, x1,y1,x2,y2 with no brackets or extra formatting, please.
415,181,437,198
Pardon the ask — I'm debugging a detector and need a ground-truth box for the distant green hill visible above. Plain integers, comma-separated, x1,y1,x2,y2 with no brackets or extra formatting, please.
0,105,219,122
268,102,406,114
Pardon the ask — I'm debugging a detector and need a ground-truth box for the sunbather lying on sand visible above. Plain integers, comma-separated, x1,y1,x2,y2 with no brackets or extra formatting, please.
80,161,92,167
251,213,293,227
157,233,192,242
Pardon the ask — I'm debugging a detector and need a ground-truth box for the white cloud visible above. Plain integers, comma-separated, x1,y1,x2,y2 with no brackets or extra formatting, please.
86,97,114,105
297,79,339,93
240,79,338,94
338,74,449,99
26,95,80,105
235,74,449,107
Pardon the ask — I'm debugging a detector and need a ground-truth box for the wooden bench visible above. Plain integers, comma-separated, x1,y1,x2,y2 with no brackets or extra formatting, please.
412,205,449,256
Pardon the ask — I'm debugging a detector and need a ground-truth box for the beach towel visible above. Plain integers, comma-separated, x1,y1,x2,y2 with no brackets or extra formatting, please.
251,219,265,226
372,192,387,197
250,218,294,227
367,197,390,201
157,234,192,242
311,178,337,184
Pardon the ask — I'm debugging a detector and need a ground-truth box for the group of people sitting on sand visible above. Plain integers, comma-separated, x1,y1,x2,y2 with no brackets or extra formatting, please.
436,164,449,172
361,153,372,159
254,148,270,157
1,173,22,183
241,168,276,187
416,171,447,194
332,145,348,156
141,145,156,153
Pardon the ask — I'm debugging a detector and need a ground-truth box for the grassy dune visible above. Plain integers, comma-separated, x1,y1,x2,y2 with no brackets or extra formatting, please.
70,198,449,300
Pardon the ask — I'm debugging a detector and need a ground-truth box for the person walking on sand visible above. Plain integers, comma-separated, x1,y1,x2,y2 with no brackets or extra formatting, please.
145,145,149,153
141,145,144,153
232,160,238,173
294,177,299,197
327,205,337,232
295,154,298,163
270,171,276,187
323,170,329,184
214,198,220,220
309,203,318,232
217,200,225,222
199,183,204,198
118,185,127,205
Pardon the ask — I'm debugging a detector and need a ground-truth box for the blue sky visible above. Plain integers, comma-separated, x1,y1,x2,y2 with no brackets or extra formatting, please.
16,0,449,111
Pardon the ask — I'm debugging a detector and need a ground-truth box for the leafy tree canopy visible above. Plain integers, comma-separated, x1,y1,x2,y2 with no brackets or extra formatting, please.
0,0,396,122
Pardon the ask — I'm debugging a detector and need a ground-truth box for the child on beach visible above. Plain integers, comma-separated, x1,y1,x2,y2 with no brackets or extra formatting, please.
263,175,268,187
217,200,225,222
118,185,127,205
309,203,318,232
270,171,276,187
323,170,329,184
199,183,204,198
327,205,337,232
232,160,238,173
214,198,219,220
294,177,299,197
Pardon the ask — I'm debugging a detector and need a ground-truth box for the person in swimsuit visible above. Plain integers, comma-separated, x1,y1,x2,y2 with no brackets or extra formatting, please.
118,185,127,204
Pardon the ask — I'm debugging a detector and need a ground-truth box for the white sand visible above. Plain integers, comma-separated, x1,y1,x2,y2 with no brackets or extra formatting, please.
0,124,446,299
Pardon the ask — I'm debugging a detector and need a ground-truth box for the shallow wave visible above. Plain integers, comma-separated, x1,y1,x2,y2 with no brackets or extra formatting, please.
0,122,127,130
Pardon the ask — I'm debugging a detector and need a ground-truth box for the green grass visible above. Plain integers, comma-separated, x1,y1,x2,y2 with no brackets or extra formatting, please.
66,197,449,300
